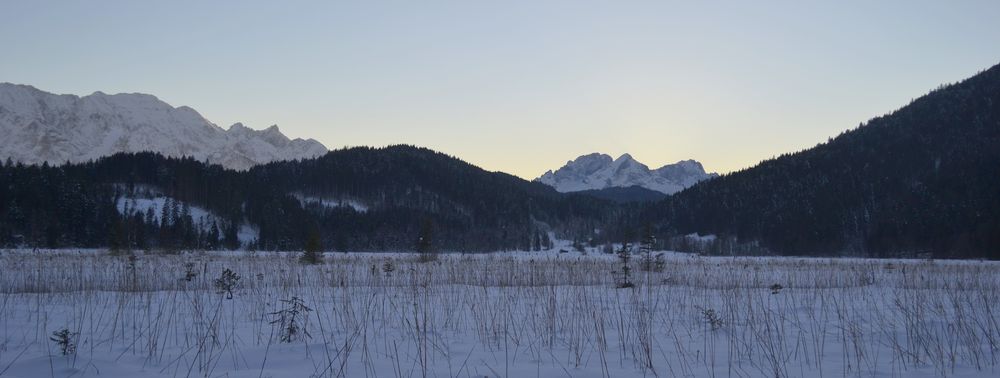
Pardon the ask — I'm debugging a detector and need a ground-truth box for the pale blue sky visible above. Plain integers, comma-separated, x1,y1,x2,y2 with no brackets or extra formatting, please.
3,1,999,178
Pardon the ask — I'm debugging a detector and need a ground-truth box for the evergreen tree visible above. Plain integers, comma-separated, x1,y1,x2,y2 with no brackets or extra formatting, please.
638,224,656,272
614,242,634,288
160,198,173,227
207,221,221,250
223,222,240,250
416,218,436,262
300,229,322,264
109,217,128,255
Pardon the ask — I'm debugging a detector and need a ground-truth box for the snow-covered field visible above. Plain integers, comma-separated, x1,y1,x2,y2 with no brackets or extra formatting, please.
0,249,998,377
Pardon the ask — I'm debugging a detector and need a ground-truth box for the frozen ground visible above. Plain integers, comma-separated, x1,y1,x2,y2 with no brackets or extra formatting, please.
0,249,998,377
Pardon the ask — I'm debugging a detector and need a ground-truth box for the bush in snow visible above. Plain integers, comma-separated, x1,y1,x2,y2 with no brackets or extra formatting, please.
696,307,724,331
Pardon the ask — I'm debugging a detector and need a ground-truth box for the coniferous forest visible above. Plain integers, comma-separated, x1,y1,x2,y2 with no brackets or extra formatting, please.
1,63,999,259
0,147,619,253
644,61,1000,260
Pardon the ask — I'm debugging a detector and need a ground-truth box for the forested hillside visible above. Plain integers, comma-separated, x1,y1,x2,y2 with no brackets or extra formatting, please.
648,63,1000,259
0,147,620,252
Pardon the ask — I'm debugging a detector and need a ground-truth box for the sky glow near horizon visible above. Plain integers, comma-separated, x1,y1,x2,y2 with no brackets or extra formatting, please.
2,1,999,178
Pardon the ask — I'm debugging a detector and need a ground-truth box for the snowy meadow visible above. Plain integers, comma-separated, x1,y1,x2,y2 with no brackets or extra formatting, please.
0,250,998,378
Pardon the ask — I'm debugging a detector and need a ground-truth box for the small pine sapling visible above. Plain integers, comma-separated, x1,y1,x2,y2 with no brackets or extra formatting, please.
638,226,656,272
770,283,784,294
183,262,198,282
125,254,139,291
214,268,241,299
382,258,396,278
269,297,313,343
653,253,667,273
612,242,635,289
50,328,78,356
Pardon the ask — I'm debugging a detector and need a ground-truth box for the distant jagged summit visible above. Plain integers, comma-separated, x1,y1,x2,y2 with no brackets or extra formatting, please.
535,153,717,194
0,83,327,170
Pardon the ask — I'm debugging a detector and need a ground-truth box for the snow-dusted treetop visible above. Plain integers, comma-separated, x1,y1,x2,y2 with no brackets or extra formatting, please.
535,153,718,194
0,83,328,170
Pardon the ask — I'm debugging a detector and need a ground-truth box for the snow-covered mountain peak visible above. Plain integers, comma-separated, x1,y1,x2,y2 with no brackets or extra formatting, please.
228,122,251,132
0,83,328,170
536,153,718,195
560,153,613,175
610,153,648,171
576,152,613,163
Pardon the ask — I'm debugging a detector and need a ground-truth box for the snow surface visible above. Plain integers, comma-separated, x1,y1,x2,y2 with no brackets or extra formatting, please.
0,83,328,170
116,195,259,246
1,249,997,378
685,232,718,242
535,153,718,194
291,193,369,213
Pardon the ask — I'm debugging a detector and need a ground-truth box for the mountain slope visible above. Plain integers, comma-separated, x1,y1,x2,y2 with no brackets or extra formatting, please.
572,186,668,203
649,64,1000,259
0,147,620,252
0,83,327,170
536,153,717,194
249,145,618,250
